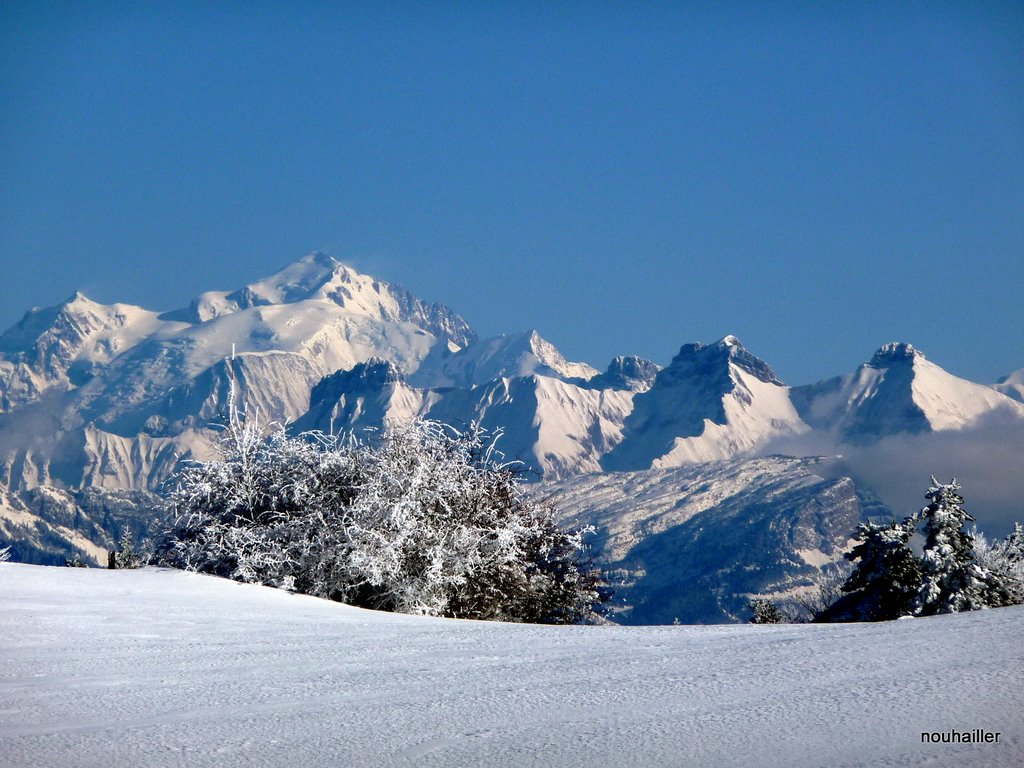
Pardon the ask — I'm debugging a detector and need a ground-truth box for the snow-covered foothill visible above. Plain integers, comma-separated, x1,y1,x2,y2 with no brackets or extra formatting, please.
1,564,1021,768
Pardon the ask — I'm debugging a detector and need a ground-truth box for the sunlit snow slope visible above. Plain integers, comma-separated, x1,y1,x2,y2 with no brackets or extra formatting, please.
2,564,1022,768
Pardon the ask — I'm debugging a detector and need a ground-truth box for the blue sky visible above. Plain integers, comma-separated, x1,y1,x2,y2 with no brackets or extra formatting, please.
2,2,1022,385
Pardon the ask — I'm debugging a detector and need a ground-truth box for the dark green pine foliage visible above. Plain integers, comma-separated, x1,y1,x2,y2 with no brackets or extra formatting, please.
816,518,922,622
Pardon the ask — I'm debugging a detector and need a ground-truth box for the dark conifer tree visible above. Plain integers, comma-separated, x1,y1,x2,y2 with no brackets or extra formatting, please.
817,518,922,622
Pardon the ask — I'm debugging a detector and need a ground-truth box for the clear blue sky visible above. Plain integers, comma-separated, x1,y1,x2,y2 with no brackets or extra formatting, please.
2,2,1022,385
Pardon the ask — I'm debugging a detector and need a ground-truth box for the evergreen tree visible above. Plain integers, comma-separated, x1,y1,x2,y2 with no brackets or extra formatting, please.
114,529,142,569
817,518,922,622
819,477,1019,623
912,477,994,615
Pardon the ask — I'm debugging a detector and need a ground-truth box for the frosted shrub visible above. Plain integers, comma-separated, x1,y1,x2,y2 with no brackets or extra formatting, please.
0,545,10,563
747,598,782,624
339,421,607,622
154,411,607,624
154,412,364,593
972,524,1024,606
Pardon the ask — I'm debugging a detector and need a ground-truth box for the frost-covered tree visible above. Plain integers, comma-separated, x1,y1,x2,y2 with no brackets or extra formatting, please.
0,545,10,563
153,409,607,624
817,517,922,622
153,410,364,592
790,563,851,621
338,421,607,622
747,598,782,624
972,523,1024,607
911,477,999,615
114,529,143,569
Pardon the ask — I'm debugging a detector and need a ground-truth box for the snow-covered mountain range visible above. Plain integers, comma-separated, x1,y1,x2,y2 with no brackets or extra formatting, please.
2,253,1022,621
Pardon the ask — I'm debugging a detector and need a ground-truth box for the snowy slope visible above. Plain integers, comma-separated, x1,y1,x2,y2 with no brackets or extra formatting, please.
602,336,808,470
792,343,1024,442
408,330,598,389
424,374,635,478
2,564,1022,768
541,456,881,623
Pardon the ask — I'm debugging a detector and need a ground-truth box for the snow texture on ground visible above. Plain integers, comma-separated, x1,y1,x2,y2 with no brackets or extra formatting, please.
2,563,1022,767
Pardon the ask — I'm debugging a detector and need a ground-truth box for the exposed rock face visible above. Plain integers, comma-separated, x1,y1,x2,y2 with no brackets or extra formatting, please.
582,355,661,392
293,359,426,438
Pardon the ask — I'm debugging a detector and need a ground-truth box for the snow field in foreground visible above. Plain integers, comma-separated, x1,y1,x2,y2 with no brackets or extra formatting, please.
1,564,1022,768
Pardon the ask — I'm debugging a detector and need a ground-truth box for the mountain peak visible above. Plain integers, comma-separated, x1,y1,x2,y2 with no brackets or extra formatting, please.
302,250,342,269
671,337,782,386
174,252,475,347
870,342,923,367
